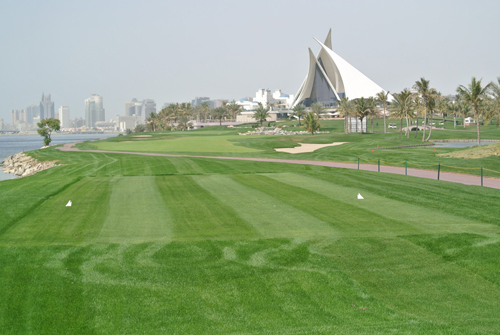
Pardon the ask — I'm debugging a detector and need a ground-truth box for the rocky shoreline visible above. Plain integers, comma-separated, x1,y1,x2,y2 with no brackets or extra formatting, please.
0,152,59,178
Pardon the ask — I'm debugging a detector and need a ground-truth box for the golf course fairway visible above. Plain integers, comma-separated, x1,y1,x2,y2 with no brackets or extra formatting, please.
1,139,500,334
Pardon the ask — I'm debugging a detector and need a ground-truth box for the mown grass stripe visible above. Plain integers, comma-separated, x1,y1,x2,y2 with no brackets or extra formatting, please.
231,174,416,236
96,176,173,243
193,174,337,238
156,175,259,240
265,172,496,235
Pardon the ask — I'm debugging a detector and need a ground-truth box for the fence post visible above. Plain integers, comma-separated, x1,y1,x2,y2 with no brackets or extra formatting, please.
378,159,380,172
357,157,359,170
437,163,440,180
405,161,407,176
481,167,483,187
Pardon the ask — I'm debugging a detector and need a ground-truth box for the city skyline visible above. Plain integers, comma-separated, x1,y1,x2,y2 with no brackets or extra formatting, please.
1,0,500,121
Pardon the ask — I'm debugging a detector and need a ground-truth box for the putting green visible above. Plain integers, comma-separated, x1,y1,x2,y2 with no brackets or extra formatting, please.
93,135,262,153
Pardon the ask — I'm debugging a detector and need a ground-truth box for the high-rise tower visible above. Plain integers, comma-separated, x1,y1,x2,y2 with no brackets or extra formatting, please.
39,93,55,119
85,94,105,128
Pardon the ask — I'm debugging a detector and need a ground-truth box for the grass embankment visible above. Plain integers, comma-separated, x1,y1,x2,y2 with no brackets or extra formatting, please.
78,119,500,177
1,146,500,333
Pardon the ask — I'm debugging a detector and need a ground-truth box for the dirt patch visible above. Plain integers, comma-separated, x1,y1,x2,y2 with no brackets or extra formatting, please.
275,142,347,154
438,143,500,159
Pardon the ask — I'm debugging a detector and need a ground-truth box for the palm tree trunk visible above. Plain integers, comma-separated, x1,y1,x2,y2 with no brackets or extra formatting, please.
359,117,363,134
453,115,456,129
383,107,387,133
476,111,481,145
414,116,419,138
426,113,433,141
405,114,410,138
399,118,402,135
422,107,427,142
371,117,374,133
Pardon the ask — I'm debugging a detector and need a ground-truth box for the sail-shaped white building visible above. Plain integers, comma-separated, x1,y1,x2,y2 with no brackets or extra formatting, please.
292,30,390,107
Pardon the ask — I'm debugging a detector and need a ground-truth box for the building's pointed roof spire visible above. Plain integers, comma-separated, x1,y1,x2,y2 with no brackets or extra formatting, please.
323,28,332,49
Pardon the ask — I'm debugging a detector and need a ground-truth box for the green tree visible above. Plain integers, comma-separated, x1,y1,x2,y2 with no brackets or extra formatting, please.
302,112,321,135
457,77,491,145
486,77,500,127
226,101,242,121
134,124,146,132
145,112,158,132
413,78,432,142
391,89,412,137
253,104,270,127
291,103,306,126
311,102,324,118
37,118,60,146
337,97,354,134
212,106,228,126
376,91,390,133
354,97,372,134
200,101,211,122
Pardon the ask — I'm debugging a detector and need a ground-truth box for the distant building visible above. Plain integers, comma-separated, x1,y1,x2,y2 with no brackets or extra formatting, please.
71,117,85,128
58,106,70,128
292,29,390,107
117,115,140,132
11,110,23,127
39,93,55,119
25,105,39,124
85,94,105,128
125,98,156,123
191,97,210,107
236,89,295,111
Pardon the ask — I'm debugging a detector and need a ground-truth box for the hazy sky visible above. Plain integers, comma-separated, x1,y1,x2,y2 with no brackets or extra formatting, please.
1,0,499,121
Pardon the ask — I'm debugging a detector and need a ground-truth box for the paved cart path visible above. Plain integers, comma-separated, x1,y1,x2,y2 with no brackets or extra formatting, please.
57,142,500,190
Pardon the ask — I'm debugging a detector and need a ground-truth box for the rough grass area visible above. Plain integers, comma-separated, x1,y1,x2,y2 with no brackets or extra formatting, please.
1,141,500,333
438,142,500,159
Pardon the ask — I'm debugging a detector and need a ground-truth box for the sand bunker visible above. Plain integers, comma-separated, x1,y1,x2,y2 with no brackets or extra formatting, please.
133,135,152,138
275,142,347,154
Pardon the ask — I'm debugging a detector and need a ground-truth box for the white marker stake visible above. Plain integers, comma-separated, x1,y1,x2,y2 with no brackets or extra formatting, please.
357,193,364,200
66,201,72,207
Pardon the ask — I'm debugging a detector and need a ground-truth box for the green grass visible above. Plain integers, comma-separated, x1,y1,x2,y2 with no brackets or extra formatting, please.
1,138,500,333
78,120,500,178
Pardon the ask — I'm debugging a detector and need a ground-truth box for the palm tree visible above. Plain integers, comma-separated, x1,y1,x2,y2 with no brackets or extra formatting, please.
145,112,158,132
376,91,390,133
457,77,491,145
424,90,440,142
412,94,423,138
337,97,354,134
200,101,211,122
457,100,471,129
391,89,413,137
487,77,500,127
226,101,242,121
413,78,431,142
212,106,228,126
367,97,377,133
354,97,372,134
292,103,306,126
311,102,324,118
253,104,270,127
302,112,321,135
